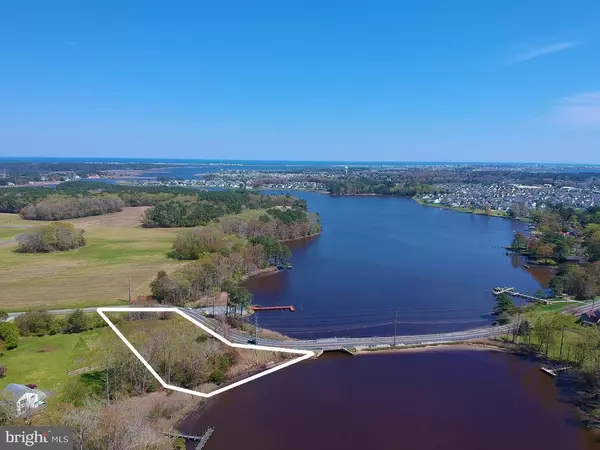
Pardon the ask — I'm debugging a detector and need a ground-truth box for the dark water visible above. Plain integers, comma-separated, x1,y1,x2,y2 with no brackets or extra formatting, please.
180,351,599,450
246,192,546,338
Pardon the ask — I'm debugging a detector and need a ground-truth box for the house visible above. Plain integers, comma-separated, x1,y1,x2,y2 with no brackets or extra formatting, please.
579,311,600,326
565,256,587,264
2,383,46,416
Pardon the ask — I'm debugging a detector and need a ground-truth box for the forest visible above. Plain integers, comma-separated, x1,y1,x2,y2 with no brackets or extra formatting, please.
510,204,600,299
150,205,319,306
327,178,440,197
0,181,310,226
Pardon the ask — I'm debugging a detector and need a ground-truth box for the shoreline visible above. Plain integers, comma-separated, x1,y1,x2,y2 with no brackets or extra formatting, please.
280,230,322,243
354,340,510,355
412,197,510,218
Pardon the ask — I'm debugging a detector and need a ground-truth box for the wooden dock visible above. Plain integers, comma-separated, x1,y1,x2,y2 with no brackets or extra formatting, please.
165,427,214,449
250,305,295,312
541,367,557,376
541,366,568,377
492,286,549,304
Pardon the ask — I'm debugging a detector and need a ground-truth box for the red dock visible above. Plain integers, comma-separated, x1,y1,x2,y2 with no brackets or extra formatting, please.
250,305,295,312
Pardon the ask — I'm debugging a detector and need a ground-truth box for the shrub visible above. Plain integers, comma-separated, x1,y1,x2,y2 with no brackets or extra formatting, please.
0,310,7,322
0,322,20,349
0,365,6,378
16,222,85,253
15,311,61,336
210,369,225,385
64,309,89,333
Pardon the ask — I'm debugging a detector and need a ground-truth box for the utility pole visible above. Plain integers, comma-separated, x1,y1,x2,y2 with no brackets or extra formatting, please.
393,310,398,347
127,276,133,304
254,313,259,342
559,327,565,361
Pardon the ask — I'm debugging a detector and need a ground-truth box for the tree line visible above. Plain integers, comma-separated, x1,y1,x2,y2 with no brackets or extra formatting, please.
1,181,310,227
509,205,600,300
20,196,124,220
328,178,439,197
150,206,319,307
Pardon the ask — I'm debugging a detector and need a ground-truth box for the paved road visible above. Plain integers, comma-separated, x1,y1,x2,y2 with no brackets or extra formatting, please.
6,306,510,348
9,304,583,350
6,306,124,322
182,309,511,350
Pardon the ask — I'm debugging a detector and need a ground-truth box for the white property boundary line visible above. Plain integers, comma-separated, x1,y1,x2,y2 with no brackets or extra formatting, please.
97,307,314,398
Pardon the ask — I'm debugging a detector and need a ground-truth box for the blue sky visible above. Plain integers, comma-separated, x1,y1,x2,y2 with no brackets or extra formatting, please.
0,0,599,162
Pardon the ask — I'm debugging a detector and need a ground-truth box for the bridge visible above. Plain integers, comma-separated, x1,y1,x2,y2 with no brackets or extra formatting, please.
181,308,510,351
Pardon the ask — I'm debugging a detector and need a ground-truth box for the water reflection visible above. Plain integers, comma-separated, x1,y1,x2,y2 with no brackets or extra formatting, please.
180,351,599,450
246,193,549,338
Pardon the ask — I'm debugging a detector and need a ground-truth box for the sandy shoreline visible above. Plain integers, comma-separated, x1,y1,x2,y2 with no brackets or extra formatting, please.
355,341,509,355
280,231,322,243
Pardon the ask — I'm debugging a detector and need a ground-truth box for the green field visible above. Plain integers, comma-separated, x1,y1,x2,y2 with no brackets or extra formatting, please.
0,207,270,310
0,229,22,240
0,328,109,391
0,208,185,310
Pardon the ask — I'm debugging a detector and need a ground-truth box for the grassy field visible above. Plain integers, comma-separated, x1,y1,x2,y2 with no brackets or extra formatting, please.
0,208,186,310
0,328,109,391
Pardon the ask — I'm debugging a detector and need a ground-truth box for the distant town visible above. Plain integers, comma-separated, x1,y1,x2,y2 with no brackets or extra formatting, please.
1,160,600,212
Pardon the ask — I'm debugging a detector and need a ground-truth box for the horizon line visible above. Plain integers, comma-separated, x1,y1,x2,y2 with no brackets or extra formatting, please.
2,156,600,166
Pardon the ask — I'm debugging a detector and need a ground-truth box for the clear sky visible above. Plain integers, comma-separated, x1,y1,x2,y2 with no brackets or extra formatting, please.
0,1,599,163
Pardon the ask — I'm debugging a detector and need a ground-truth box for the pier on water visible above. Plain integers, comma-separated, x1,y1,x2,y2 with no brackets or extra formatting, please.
492,286,549,304
165,427,214,449
250,305,295,312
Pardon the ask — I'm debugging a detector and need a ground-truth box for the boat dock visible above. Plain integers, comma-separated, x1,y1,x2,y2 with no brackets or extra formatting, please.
250,305,296,312
541,366,568,377
541,367,557,376
165,427,214,449
492,286,549,304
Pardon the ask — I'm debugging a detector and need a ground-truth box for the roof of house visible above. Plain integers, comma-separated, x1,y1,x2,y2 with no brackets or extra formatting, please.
3,383,36,400
580,312,600,324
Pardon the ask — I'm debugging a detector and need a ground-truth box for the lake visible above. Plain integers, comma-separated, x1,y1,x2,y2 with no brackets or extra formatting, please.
180,350,599,450
246,192,546,338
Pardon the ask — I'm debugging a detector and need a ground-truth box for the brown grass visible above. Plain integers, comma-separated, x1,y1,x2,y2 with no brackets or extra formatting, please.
0,208,184,310
67,207,149,228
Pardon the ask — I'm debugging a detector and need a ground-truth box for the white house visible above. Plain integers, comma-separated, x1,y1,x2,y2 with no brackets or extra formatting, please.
3,384,46,416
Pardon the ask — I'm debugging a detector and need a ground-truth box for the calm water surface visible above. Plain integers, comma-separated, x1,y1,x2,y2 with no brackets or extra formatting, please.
247,192,546,338
181,351,598,450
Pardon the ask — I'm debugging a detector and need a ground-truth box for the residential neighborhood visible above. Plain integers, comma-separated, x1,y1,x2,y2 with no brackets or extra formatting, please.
420,183,600,212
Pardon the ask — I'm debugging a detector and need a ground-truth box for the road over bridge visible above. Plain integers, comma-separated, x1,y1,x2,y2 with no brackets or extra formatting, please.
5,305,514,349
181,309,511,350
